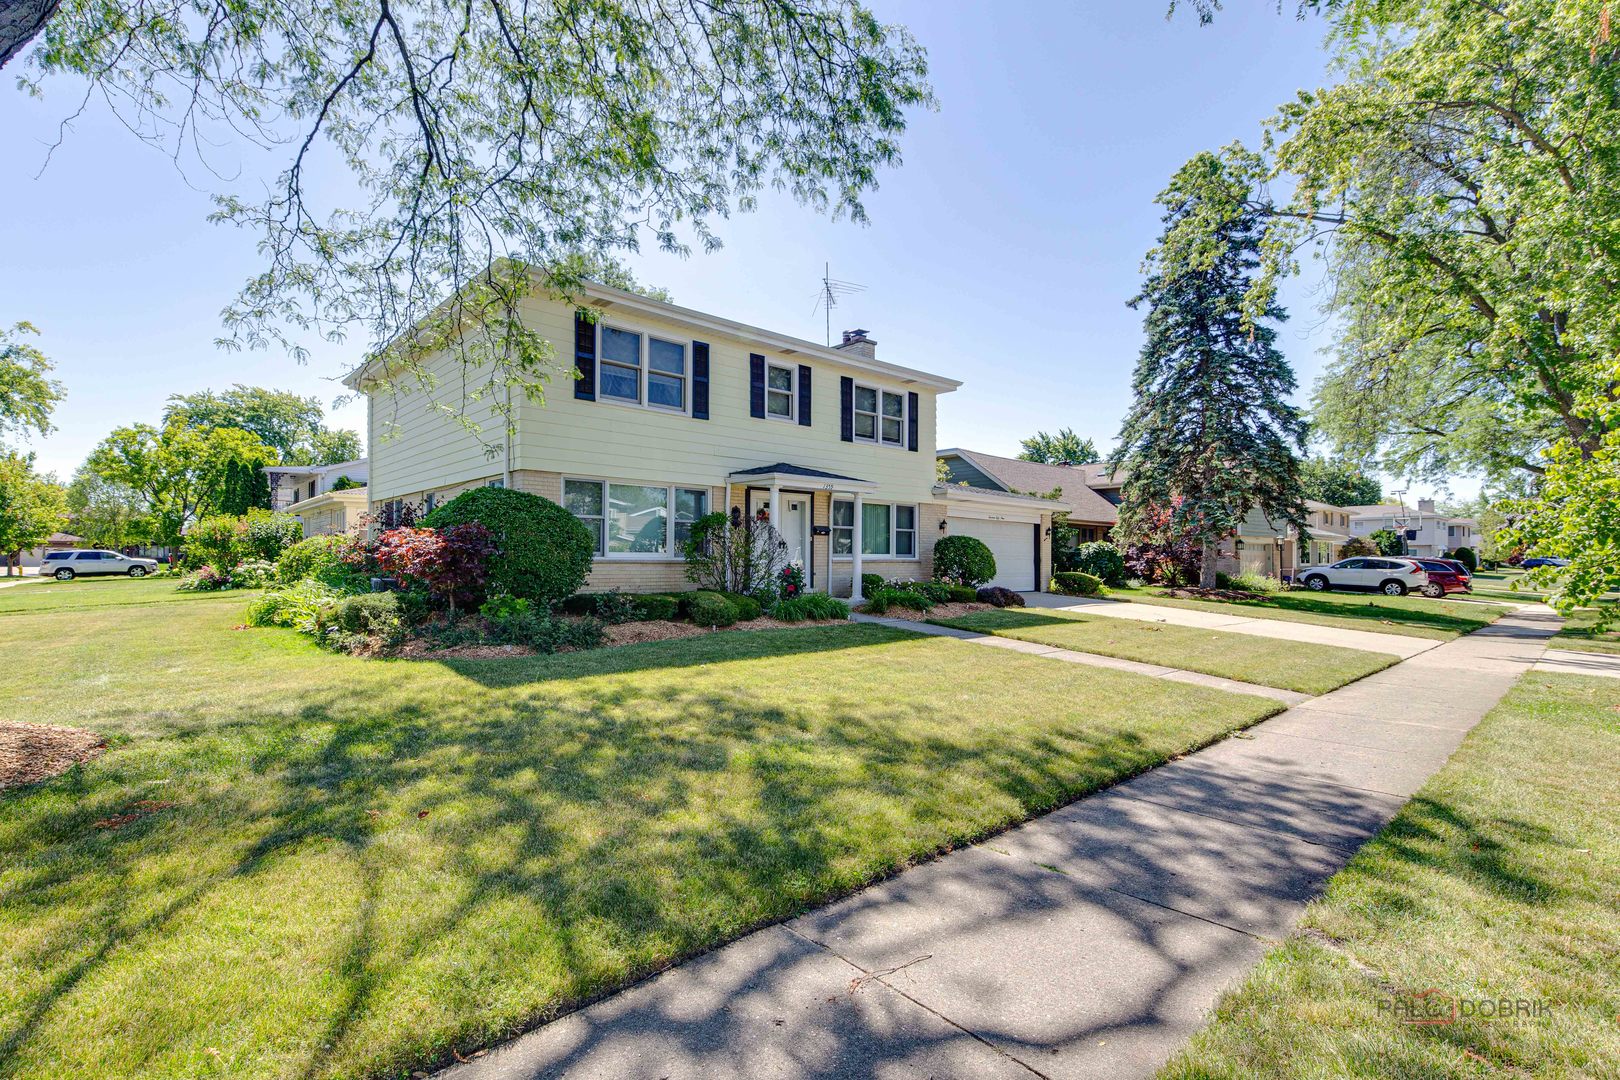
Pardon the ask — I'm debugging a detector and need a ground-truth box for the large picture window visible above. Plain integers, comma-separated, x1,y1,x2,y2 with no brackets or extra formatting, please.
831,500,918,559
852,383,907,446
598,325,687,412
564,479,709,557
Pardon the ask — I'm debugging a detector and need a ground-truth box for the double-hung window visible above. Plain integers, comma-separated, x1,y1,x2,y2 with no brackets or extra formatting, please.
599,326,688,412
564,478,708,557
766,363,794,419
831,500,918,558
852,384,906,446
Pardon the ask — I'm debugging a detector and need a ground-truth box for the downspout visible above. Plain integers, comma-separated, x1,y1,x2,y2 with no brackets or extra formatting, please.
503,378,514,488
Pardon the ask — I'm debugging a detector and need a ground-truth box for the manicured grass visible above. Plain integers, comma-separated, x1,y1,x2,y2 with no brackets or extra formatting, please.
0,574,249,615
929,608,1399,695
1160,673,1620,1079
1108,584,1508,641
0,580,1283,1080
1466,569,1547,604
1549,604,1620,656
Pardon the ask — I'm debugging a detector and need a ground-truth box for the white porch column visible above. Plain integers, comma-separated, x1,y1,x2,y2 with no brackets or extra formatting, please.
850,491,864,605
767,482,780,526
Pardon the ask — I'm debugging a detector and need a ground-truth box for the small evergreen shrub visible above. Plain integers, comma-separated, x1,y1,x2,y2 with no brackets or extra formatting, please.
723,592,763,620
976,586,1025,608
1049,571,1102,596
933,535,997,587
316,593,405,650
423,487,594,604
860,572,884,597
1451,546,1478,572
589,589,639,625
946,584,979,603
687,590,738,627
771,594,850,622
889,579,953,603
479,594,533,621
1065,542,1126,586
631,593,681,621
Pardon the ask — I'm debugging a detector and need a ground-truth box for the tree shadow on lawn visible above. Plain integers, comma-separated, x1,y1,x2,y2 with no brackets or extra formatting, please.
0,630,1245,1080
927,609,1086,635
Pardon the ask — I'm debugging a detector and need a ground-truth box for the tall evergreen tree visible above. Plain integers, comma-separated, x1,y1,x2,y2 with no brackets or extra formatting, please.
1110,153,1307,589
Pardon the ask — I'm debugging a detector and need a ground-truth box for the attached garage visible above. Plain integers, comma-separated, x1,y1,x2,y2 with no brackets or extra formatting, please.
936,487,1053,593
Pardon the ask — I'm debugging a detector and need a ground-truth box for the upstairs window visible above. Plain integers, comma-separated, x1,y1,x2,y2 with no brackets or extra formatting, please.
766,363,794,419
599,325,687,412
852,384,906,446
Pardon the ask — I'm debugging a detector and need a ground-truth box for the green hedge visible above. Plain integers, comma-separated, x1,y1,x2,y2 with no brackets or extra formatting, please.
687,590,738,627
722,592,763,620
423,487,594,604
1049,571,1103,596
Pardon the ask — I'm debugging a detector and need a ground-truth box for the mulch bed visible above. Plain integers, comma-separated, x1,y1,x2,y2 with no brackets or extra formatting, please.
863,601,993,621
1157,587,1272,602
0,721,106,790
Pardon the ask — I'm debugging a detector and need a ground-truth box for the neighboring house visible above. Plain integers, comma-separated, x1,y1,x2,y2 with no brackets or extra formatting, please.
936,449,1120,544
1231,500,1353,581
345,282,1057,600
8,532,82,573
1342,500,1477,557
264,459,370,536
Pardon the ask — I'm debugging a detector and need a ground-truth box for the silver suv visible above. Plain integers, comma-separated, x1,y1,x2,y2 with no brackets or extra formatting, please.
39,549,160,580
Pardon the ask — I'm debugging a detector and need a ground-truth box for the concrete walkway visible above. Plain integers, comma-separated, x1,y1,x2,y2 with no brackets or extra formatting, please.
437,609,1560,1080
853,612,1311,706
1023,592,1442,659
1534,647,1620,680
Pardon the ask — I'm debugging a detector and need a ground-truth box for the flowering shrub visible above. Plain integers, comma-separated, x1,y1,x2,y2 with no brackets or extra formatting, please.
230,559,277,588
243,511,304,561
373,523,497,611
779,563,806,599
185,515,248,572
177,564,231,591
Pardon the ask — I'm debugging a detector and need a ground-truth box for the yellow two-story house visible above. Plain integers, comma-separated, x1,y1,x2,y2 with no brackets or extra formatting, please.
345,279,1055,600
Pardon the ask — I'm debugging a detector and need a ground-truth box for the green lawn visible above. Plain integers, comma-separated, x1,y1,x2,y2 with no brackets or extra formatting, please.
1107,584,1509,641
929,608,1399,695
1549,604,1620,656
1466,568,1547,604
0,574,248,615
1160,672,1620,1079
0,578,1284,1080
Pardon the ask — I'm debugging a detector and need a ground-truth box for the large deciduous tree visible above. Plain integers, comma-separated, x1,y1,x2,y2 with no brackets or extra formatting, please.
164,385,361,466
0,322,66,446
1298,455,1380,507
86,423,275,545
1110,152,1307,590
6,1,931,423
1017,428,1100,466
66,466,153,551
0,453,69,574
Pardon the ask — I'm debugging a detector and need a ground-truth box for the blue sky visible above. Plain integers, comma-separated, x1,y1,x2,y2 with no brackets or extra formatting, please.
0,3,1472,501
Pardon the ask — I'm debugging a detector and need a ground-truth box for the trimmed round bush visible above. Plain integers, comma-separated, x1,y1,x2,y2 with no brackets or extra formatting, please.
933,535,996,587
1450,546,1478,572
632,593,682,621
423,487,594,605
1049,571,1102,596
1065,541,1126,586
687,590,738,627
722,592,763,620
946,584,979,603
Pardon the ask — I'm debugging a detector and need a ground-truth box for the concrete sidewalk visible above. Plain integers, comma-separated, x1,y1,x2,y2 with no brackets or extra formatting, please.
1534,646,1620,680
436,609,1559,1080
1023,592,1443,659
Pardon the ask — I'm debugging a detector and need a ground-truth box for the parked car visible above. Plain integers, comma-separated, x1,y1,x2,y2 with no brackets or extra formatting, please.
1436,557,1472,581
1520,556,1570,569
1413,559,1472,598
1296,556,1429,597
39,549,160,580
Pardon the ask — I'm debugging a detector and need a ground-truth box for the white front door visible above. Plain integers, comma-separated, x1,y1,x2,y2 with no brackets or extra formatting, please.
780,498,810,574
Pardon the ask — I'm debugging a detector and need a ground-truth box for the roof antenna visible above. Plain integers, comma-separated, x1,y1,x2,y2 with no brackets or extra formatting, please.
811,262,865,346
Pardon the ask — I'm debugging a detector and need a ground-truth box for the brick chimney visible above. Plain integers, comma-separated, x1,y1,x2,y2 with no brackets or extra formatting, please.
1417,498,1436,514
835,328,876,359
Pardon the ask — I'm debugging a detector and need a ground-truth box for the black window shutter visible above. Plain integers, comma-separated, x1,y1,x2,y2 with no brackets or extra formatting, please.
840,377,854,442
797,365,812,426
907,391,920,451
573,311,596,401
692,341,710,419
749,354,766,418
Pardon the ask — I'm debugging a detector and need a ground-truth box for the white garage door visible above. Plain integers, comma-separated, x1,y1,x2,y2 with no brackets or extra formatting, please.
946,517,1037,591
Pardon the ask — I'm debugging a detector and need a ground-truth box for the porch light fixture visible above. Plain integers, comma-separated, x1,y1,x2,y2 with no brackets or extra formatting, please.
730,506,743,528
938,519,948,531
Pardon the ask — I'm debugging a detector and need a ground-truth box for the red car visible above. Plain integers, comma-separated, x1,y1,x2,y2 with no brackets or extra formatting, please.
1414,558,1472,598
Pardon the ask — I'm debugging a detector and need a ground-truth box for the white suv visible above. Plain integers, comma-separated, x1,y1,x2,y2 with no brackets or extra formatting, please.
40,549,160,580
1296,557,1428,597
